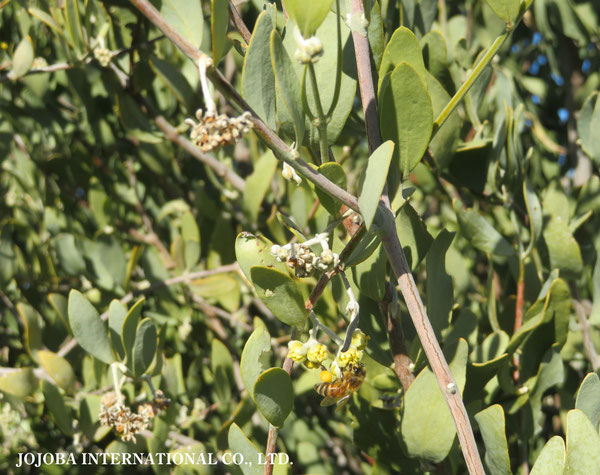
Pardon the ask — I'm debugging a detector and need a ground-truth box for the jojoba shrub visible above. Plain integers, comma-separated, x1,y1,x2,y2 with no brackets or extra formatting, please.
0,0,599,474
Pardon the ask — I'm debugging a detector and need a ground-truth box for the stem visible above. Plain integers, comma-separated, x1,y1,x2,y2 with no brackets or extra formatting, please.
308,62,330,164
432,31,510,137
228,3,251,44
325,0,343,120
349,0,484,473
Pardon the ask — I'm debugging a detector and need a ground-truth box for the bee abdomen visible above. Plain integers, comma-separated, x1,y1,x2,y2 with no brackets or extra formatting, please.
314,382,329,396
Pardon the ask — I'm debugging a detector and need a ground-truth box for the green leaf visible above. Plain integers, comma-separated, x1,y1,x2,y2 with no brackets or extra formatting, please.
380,62,433,177
0,225,16,285
484,0,521,25
401,339,468,462
543,215,583,279
315,162,347,216
42,380,73,436
149,55,195,107
456,206,515,257
68,290,114,365
577,92,600,163
530,436,566,475
358,141,394,230
242,12,277,130
28,8,63,37
475,405,512,475
211,339,234,404
53,233,86,276
271,30,305,146
524,178,543,245
250,266,306,327
122,298,145,367
181,211,201,270
575,373,600,431
378,27,427,92
421,31,452,92
64,0,84,54
235,233,288,282
0,368,38,398
12,35,33,79
108,300,127,361
211,0,229,63
16,303,42,363
132,318,157,378
253,368,294,428
48,293,70,333
291,12,357,148
240,326,272,395
228,423,264,475
426,230,454,337
243,151,278,223
38,350,77,395
352,244,387,301
426,72,459,169
160,0,204,49
283,0,334,36
395,202,433,270
565,409,600,474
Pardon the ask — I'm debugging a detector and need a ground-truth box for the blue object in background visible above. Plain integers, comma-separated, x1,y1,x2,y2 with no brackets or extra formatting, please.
551,73,564,86
524,119,533,128
558,154,566,166
511,44,520,53
532,32,542,45
532,95,541,105
558,108,569,124
529,61,540,75
537,54,547,65
582,59,591,73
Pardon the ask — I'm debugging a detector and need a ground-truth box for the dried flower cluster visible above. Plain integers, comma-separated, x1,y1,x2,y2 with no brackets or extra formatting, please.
271,243,340,278
98,390,170,442
186,109,253,153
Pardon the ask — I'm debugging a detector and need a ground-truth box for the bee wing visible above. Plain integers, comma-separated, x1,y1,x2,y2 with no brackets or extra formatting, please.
334,394,352,412
320,396,339,407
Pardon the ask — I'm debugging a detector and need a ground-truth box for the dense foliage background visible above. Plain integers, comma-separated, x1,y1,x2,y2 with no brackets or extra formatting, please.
0,0,599,473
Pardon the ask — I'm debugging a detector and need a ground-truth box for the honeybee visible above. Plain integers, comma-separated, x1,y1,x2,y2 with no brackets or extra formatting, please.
314,363,366,410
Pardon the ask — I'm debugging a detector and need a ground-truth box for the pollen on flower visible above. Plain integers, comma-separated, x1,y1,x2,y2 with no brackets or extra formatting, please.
186,109,253,153
287,340,307,362
337,347,362,367
320,370,333,382
306,343,328,363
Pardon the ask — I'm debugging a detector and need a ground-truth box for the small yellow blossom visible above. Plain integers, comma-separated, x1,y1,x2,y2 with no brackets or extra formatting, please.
306,343,328,363
287,340,307,362
337,347,362,367
304,360,320,369
351,330,369,350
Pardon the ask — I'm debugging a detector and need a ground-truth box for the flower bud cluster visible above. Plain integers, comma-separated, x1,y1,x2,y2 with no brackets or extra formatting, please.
287,339,329,369
295,36,324,64
186,109,253,153
93,46,112,67
271,243,340,278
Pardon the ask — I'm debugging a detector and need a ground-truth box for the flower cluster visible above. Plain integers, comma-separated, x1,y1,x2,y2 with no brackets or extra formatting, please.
186,109,253,153
271,243,340,278
93,47,112,67
295,36,324,64
329,329,369,378
98,390,170,442
287,339,330,369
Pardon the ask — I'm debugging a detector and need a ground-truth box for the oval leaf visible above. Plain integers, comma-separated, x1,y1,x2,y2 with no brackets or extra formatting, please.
401,339,468,462
315,162,347,216
575,373,600,431
42,380,73,436
253,368,294,428
475,405,511,475
284,0,334,36
565,409,600,474
0,368,37,398
38,350,77,394
12,36,34,79
132,318,157,377
378,27,427,92
122,298,145,367
358,141,394,230
456,206,515,257
68,290,114,364
235,233,288,282
380,63,433,177
240,326,272,395
531,436,566,475
250,266,306,327
228,423,264,475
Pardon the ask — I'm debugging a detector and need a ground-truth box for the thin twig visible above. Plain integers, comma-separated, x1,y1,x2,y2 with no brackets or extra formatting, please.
349,0,484,473
573,300,600,371
228,3,251,44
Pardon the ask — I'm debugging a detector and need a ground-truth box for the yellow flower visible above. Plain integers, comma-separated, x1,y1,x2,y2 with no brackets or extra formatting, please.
337,347,362,367
304,360,320,369
351,330,369,350
287,340,307,362
319,370,333,382
306,343,328,363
